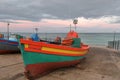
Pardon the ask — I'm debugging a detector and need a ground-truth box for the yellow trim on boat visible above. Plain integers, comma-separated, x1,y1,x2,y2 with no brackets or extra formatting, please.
41,47,87,55
25,44,29,48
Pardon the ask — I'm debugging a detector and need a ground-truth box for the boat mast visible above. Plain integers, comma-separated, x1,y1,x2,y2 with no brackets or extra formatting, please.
7,22,10,39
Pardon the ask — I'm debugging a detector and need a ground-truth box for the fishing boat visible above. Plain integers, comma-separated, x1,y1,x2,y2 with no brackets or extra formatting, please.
0,23,19,54
0,35,19,54
18,20,89,79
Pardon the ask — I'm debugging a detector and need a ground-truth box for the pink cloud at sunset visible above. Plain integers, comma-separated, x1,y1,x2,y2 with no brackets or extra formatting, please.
0,16,120,33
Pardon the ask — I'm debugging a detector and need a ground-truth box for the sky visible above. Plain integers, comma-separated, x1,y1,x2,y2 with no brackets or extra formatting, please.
0,0,120,33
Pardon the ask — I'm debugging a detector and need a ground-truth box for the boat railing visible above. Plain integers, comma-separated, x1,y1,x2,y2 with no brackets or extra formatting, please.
108,40,120,51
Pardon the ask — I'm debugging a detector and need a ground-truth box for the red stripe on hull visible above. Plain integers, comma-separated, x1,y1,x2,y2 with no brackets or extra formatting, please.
20,39,89,51
0,50,20,54
25,60,82,79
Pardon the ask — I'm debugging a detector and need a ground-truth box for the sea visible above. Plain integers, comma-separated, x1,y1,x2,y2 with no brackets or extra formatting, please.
18,33,120,46
1,32,120,46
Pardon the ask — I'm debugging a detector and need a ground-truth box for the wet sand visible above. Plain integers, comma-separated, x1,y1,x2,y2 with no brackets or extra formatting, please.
0,46,120,80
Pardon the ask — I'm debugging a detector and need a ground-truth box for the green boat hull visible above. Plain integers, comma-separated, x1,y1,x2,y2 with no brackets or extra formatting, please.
20,44,84,66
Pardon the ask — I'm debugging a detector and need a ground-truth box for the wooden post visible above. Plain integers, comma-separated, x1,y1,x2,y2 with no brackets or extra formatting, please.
7,22,10,40
113,32,116,49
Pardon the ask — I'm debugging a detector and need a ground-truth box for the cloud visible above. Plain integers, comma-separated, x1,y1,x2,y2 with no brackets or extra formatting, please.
0,0,120,33
102,16,120,23
0,0,120,21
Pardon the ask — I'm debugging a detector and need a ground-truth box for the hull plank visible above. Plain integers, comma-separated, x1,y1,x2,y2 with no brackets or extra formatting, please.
0,50,19,54
0,43,19,50
0,41,20,54
25,60,81,79
21,50,84,66
0,39,19,54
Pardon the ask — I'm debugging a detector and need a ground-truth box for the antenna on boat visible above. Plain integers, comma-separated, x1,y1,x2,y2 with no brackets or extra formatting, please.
73,19,78,31
70,24,71,31
35,28,38,34
7,22,10,39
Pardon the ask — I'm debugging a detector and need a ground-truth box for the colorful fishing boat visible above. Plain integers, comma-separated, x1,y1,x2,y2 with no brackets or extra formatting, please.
0,34,19,54
18,27,89,79
0,22,19,54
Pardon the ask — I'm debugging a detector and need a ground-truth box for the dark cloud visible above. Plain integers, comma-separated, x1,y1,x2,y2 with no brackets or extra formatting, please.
0,0,120,21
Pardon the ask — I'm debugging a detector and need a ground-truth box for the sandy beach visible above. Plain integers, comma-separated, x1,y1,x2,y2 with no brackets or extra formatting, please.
0,46,120,80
